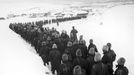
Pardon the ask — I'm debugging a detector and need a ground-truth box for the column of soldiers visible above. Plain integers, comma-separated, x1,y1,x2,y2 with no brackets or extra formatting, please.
10,15,86,28
9,22,129,75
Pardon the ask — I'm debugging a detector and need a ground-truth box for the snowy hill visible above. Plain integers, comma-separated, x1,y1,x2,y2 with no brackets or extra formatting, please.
6,1,134,20
1,2,134,75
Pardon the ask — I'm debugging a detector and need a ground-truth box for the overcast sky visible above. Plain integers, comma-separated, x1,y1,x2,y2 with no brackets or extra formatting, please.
0,0,134,4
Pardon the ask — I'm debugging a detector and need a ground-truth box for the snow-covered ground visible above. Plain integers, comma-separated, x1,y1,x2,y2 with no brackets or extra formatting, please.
0,2,134,75
0,14,53,75
102,5,134,75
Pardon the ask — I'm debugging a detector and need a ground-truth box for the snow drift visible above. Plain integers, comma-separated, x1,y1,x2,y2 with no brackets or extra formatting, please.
0,20,52,75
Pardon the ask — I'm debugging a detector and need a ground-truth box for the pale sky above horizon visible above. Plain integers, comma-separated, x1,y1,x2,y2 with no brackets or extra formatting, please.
0,0,134,4
0,0,133,15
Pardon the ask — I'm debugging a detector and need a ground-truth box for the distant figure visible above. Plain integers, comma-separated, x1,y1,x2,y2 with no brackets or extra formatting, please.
102,44,116,75
48,20,51,24
64,41,73,62
106,43,116,63
0,17,5,20
114,57,129,75
73,49,88,70
49,44,61,74
88,39,98,52
39,41,49,65
70,33,75,42
56,20,59,26
86,47,95,75
79,35,86,44
70,26,78,42
78,39,88,59
100,22,103,25
91,52,109,75
58,53,73,75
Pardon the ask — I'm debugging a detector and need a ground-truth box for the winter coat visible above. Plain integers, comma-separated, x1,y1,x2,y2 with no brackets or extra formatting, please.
39,45,50,64
39,45,49,56
64,47,73,62
91,61,109,75
58,61,73,75
54,38,65,54
102,50,116,64
73,69,86,75
71,29,78,41
73,57,88,70
102,50,116,75
109,50,116,62
49,48,61,72
86,54,95,75
61,33,69,41
61,33,69,47
114,65,129,75
78,44,88,59
71,44,80,59
88,43,98,52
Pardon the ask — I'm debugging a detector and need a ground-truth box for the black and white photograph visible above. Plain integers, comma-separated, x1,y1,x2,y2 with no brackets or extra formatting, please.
0,0,134,75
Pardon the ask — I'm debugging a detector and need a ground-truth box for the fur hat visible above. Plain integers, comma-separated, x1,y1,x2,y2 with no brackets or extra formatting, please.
42,41,46,46
94,52,101,62
47,36,51,41
73,65,82,75
52,44,57,49
62,53,68,61
76,49,82,57
117,57,126,65
62,30,66,34
67,41,73,47
102,45,109,52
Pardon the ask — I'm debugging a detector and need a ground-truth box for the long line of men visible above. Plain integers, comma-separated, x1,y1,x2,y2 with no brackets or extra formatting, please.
10,14,87,27
9,22,129,75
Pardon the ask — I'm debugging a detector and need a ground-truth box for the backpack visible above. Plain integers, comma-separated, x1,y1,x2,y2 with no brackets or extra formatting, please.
115,66,128,75
91,63,108,75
